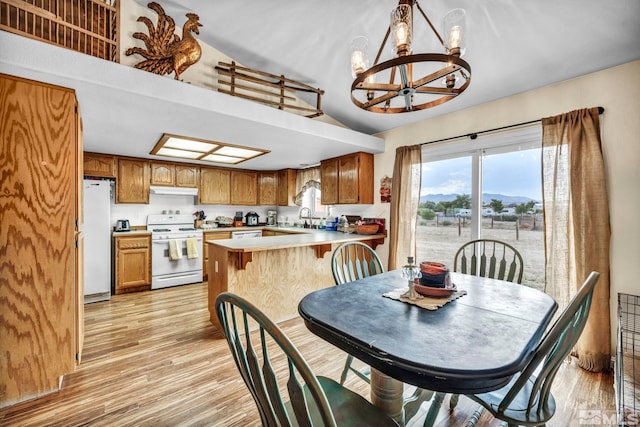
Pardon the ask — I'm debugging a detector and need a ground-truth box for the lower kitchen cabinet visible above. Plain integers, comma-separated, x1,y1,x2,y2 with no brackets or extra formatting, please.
114,234,151,294
203,230,231,280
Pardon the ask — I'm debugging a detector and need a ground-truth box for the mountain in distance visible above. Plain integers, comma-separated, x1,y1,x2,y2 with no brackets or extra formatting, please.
421,193,539,205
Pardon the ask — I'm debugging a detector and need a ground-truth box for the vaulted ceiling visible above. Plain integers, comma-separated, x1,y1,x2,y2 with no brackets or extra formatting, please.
152,0,640,135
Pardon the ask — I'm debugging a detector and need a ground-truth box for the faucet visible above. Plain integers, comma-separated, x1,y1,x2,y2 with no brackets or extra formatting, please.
299,207,311,220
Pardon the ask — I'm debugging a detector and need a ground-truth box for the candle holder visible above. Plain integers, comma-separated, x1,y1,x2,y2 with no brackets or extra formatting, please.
401,256,422,300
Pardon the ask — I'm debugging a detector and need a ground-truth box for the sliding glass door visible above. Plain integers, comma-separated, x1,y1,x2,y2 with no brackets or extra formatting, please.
416,126,544,289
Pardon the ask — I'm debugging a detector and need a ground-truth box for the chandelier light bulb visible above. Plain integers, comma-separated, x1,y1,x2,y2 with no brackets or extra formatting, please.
443,8,466,56
449,25,463,49
350,36,369,77
391,4,412,56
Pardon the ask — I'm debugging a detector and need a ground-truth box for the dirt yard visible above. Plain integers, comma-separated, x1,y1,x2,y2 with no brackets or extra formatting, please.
415,217,545,290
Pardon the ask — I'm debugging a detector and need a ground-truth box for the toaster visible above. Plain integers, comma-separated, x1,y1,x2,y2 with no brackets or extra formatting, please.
115,219,130,232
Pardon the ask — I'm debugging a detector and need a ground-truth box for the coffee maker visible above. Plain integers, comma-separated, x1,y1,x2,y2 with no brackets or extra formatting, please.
267,210,277,226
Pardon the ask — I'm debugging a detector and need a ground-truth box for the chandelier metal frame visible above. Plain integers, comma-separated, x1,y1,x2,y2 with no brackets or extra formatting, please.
350,0,472,113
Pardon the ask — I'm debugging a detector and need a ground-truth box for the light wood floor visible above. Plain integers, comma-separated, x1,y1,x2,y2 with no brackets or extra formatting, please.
0,282,615,426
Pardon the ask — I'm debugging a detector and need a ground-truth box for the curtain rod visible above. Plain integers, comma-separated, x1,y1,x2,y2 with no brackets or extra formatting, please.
421,106,605,146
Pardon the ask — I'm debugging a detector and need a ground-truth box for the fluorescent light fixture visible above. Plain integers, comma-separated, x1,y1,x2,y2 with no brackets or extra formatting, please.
156,147,203,159
150,133,269,165
201,154,245,164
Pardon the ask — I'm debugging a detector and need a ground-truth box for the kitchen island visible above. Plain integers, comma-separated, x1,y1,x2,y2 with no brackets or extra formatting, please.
206,228,385,334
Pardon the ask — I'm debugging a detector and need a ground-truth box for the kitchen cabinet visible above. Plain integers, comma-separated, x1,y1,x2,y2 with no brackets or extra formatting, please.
258,172,277,205
277,169,297,206
199,167,231,204
83,152,116,178
231,170,258,205
116,158,150,203
321,152,373,205
150,161,175,186
202,230,232,279
150,162,199,188
114,234,151,294
320,158,339,205
176,164,199,187
1,74,82,407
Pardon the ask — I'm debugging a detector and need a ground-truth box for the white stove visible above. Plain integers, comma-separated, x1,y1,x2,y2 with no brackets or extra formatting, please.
147,214,203,289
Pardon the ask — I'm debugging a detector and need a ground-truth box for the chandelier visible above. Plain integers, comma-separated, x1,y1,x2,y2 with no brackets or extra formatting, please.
350,0,471,113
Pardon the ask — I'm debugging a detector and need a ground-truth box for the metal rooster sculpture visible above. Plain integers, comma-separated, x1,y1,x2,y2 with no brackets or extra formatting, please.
125,2,202,80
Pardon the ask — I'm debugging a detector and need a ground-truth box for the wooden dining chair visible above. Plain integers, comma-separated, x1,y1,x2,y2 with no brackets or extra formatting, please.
465,271,601,427
215,292,399,427
453,239,524,284
448,239,525,412
331,241,384,385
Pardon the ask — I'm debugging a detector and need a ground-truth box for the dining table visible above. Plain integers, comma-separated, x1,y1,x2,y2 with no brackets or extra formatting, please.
298,270,558,425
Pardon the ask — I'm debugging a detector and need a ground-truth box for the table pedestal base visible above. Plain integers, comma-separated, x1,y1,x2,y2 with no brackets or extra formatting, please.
371,368,405,425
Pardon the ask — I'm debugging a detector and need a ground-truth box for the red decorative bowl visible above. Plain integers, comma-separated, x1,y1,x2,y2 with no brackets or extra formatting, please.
414,279,457,297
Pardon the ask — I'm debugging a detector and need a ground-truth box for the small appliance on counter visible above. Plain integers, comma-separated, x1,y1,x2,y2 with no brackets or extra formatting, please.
245,211,260,226
115,219,130,232
267,210,277,226
234,211,243,227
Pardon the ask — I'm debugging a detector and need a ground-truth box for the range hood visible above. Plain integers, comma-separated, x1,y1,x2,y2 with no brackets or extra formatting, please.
150,186,198,196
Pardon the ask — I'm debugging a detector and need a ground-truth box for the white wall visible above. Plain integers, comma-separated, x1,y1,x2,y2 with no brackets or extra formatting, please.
371,60,640,352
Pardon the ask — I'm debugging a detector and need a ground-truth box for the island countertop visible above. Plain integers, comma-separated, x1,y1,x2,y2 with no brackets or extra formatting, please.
205,227,385,253
206,227,386,331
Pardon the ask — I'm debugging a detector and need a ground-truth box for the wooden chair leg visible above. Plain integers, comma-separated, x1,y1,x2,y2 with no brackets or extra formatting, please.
449,393,460,411
403,387,434,421
422,392,445,427
465,406,484,427
339,355,354,385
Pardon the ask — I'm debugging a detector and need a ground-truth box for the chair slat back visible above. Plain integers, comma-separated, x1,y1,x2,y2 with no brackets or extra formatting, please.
216,293,337,427
499,271,600,415
453,239,524,284
331,242,384,285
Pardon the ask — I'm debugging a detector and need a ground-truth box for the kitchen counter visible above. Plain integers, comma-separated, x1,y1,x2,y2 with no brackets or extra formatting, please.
207,227,384,254
111,230,151,237
206,228,386,334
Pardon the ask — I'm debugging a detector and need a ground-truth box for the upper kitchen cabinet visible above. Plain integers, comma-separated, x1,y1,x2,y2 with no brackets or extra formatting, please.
176,164,199,187
150,161,175,186
258,172,277,206
150,162,199,188
277,169,297,206
1,74,81,407
116,158,150,204
320,158,339,205
83,152,116,178
230,170,258,205
321,152,373,205
200,167,231,204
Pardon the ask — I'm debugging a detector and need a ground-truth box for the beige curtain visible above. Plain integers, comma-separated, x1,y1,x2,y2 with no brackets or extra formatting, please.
542,107,611,372
294,166,321,206
388,145,422,270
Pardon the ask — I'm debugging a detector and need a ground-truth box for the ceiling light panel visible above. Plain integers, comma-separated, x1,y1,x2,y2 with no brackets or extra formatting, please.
164,137,218,152
150,133,270,165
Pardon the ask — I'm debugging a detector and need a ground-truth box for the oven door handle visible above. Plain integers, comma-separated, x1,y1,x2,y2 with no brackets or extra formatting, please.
152,239,203,244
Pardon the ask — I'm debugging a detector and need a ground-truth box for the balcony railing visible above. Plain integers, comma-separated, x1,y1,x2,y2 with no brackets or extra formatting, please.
0,0,119,62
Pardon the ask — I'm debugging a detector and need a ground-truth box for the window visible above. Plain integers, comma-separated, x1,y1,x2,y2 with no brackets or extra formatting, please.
416,126,544,289
301,186,326,218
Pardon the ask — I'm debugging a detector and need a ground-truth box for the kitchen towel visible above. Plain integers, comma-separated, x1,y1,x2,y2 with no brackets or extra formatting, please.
169,239,183,260
186,237,199,259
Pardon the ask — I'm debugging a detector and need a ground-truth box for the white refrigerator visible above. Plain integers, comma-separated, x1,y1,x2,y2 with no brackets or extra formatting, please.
83,179,111,302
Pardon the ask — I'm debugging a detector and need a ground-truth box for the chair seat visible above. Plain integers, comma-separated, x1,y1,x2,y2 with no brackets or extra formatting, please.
468,367,557,426
292,376,399,426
